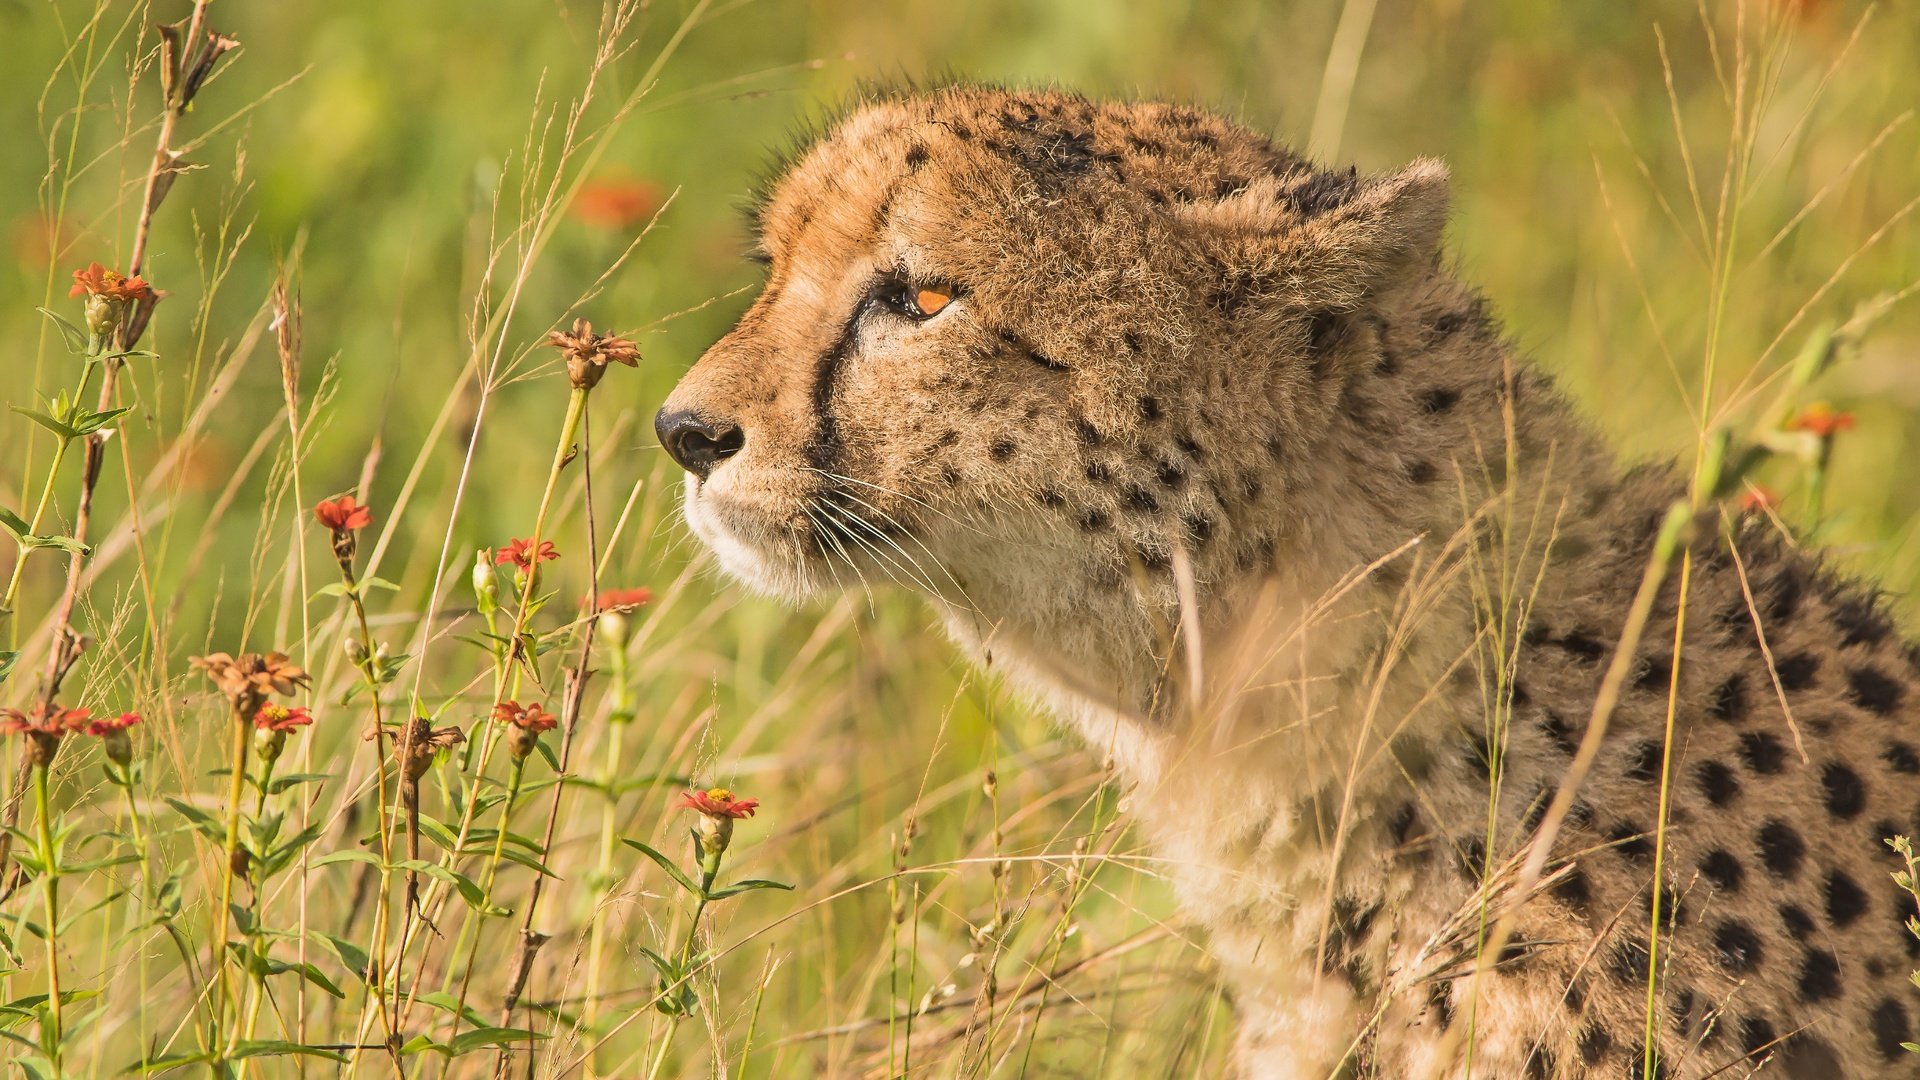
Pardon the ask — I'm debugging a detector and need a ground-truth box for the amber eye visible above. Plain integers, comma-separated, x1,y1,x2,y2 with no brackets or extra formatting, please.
873,276,957,320
913,285,952,316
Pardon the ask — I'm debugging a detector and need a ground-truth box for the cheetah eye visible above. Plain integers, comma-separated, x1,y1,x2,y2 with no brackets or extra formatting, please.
872,276,956,320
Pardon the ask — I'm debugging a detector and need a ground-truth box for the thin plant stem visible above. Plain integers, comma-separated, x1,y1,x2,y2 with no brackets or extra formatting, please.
210,708,251,1061
32,763,62,1068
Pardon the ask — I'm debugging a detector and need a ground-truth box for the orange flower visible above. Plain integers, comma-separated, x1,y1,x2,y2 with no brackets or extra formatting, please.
2,704,91,767
494,700,557,761
314,496,373,532
1785,403,1856,439
594,587,654,613
496,537,559,570
254,703,315,733
493,700,557,733
676,787,759,820
572,177,663,231
68,262,154,303
1739,485,1780,515
86,711,141,767
86,711,141,736
0,704,91,738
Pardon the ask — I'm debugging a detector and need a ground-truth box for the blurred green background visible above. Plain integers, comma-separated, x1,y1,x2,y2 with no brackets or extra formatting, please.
1,0,1916,1074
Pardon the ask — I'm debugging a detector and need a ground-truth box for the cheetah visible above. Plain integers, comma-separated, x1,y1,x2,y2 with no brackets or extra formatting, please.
654,84,1920,1078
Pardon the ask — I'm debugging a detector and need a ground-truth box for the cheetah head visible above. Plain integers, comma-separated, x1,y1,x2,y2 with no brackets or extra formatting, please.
658,85,1448,614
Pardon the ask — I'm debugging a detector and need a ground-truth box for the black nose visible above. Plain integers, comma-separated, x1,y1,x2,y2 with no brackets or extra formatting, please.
655,409,744,480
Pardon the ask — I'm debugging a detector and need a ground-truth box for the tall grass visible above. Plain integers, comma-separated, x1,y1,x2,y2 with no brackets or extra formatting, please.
0,0,1914,1076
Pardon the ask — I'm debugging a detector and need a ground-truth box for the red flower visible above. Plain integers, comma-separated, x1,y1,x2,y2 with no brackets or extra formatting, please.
314,495,373,532
676,787,759,819
572,177,663,231
0,704,91,737
493,700,557,733
86,711,142,736
254,703,315,733
1786,403,1856,439
68,262,154,303
594,587,654,613
496,537,559,570
3,704,91,767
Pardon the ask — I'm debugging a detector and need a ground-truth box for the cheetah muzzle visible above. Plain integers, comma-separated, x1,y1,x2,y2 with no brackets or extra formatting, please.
657,84,1920,1079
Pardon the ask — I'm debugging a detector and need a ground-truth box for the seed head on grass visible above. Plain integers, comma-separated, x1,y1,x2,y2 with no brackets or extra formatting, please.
547,318,640,390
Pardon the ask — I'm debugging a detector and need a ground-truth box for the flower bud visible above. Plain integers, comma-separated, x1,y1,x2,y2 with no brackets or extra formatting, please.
693,811,735,859
255,724,287,764
100,726,134,767
345,637,370,665
84,294,124,339
472,549,499,615
598,609,629,649
505,723,540,762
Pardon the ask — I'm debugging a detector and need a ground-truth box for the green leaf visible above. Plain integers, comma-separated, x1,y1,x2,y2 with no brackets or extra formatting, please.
706,877,795,900
361,575,401,592
447,1027,546,1055
230,1040,348,1062
413,991,490,1028
67,405,131,437
34,307,87,354
0,507,87,555
309,849,382,870
308,931,369,981
266,771,331,795
163,797,226,842
622,838,700,897
311,581,354,600
0,651,16,683
8,406,80,441
396,1035,450,1057
128,1050,217,1072
396,859,506,915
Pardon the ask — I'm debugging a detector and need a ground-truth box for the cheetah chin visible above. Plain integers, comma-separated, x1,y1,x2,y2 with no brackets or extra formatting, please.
657,83,1920,1079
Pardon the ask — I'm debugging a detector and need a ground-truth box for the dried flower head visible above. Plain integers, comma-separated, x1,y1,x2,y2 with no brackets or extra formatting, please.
547,318,640,390
1785,402,1856,439
69,262,155,338
191,651,311,716
371,716,467,784
2,704,91,768
496,537,559,571
86,711,141,767
494,700,558,761
677,786,759,858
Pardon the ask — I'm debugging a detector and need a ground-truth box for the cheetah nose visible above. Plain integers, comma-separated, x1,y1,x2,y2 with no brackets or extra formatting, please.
655,409,744,480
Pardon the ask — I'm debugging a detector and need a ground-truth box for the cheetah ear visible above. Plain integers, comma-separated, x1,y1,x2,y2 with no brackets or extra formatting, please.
1179,158,1450,311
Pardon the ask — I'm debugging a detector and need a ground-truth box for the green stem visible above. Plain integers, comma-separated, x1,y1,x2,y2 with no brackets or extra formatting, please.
580,716,628,1075
32,763,62,1068
444,756,526,1044
210,709,251,1061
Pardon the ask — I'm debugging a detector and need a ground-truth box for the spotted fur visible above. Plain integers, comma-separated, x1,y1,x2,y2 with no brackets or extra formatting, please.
657,85,1920,1079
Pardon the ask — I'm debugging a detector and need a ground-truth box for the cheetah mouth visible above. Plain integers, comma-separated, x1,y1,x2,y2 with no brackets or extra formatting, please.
681,472,930,601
